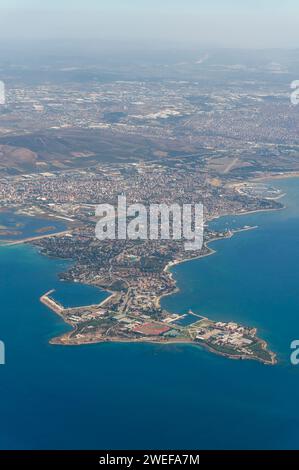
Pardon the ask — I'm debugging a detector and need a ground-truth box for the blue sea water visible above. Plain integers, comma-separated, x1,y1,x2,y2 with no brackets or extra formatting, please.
52,282,108,309
0,178,299,449
0,210,66,241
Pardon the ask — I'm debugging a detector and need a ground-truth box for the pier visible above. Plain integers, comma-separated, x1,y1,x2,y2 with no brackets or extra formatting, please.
40,290,64,314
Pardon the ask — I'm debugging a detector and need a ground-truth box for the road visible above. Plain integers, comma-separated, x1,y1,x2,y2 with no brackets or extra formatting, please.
2,229,72,246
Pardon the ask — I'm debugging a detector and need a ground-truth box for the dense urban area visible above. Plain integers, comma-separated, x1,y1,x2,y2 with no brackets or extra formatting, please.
1,49,298,364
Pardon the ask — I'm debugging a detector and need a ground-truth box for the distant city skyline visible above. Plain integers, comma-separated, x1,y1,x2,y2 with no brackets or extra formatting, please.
0,0,298,49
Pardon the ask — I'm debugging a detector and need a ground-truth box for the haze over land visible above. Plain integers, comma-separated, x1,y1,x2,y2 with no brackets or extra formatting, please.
1,0,299,451
0,0,299,49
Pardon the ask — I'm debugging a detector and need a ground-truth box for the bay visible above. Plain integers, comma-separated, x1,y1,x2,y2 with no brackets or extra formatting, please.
0,178,299,449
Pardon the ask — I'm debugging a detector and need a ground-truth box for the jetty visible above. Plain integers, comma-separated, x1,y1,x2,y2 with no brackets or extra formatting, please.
40,290,64,314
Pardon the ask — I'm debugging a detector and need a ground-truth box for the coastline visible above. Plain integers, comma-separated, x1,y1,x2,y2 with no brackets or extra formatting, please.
160,225,257,302
1,229,73,247
252,171,299,182
49,330,276,365
34,176,294,363
39,221,276,365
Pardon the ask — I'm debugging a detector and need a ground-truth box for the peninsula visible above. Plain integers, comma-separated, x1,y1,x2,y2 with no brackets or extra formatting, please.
39,228,276,366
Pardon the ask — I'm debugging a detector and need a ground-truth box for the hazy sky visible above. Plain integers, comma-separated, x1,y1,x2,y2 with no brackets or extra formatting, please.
0,0,298,49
